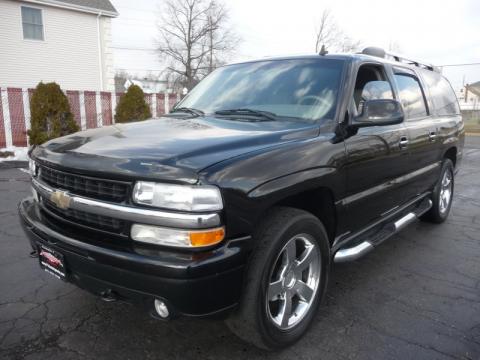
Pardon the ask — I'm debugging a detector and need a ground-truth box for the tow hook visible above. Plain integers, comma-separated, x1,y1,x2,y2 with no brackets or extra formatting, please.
100,289,118,302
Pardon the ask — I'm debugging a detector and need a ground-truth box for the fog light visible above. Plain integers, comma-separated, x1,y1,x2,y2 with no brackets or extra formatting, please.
154,299,169,318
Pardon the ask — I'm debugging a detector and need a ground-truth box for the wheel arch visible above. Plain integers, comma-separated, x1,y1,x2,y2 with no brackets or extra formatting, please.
250,186,337,246
443,146,457,167
274,187,337,244
246,167,340,245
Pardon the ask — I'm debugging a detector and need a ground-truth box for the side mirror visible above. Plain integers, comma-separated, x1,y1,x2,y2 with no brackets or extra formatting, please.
352,99,404,128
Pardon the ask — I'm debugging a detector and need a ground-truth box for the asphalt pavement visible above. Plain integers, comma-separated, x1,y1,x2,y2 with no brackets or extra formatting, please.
0,137,479,360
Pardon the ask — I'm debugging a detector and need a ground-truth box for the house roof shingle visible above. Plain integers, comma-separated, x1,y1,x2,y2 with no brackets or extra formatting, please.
20,0,118,16
55,0,117,14
469,81,480,97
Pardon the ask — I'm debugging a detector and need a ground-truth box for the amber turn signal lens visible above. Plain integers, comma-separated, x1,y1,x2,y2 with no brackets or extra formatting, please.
131,224,225,248
189,227,225,247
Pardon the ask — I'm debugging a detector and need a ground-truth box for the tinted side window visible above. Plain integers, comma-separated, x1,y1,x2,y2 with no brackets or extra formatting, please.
394,74,428,119
421,71,460,116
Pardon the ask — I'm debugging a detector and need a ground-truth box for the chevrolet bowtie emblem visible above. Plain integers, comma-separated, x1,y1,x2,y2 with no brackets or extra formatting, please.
50,191,72,210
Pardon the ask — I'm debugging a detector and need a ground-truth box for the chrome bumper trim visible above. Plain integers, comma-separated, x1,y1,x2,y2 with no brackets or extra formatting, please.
32,178,221,229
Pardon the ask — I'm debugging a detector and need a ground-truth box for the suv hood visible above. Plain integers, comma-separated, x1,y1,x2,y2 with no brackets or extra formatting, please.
32,116,319,183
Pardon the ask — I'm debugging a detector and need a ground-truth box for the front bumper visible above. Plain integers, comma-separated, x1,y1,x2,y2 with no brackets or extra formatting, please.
19,198,249,318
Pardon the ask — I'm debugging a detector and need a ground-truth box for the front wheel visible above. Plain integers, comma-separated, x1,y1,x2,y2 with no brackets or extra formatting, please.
421,159,454,223
226,207,330,350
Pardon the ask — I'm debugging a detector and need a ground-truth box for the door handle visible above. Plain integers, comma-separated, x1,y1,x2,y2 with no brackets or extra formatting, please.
399,136,409,149
429,131,437,142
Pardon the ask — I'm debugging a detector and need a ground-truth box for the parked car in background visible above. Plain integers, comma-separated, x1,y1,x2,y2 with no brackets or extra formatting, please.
19,47,464,349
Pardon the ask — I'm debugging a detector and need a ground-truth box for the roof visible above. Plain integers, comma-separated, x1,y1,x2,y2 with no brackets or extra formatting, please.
468,81,480,97
228,53,437,75
21,0,118,17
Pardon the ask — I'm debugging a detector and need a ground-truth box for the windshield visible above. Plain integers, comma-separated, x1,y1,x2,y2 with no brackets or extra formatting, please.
177,59,345,122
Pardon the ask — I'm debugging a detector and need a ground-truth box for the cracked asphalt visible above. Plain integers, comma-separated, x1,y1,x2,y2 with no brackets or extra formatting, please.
1,137,479,360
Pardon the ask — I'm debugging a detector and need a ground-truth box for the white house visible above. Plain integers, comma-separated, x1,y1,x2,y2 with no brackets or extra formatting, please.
457,81,480,111
0,0,118,91
123,78,169,94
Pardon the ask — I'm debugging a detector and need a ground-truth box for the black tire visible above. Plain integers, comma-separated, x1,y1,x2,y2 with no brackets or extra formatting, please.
225,207,330,350
421,159,454,223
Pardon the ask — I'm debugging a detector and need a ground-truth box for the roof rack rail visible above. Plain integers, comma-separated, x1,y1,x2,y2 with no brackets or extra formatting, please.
360,47,440,73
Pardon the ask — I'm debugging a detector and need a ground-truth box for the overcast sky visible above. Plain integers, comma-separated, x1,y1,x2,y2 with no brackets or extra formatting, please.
110,0,480,90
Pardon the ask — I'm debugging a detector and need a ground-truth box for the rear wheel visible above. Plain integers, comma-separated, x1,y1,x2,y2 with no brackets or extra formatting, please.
421,159,454,223
226,207,330,350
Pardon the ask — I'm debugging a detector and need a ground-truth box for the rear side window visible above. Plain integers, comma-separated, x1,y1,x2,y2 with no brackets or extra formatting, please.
393,73,428,119
421,71,460,116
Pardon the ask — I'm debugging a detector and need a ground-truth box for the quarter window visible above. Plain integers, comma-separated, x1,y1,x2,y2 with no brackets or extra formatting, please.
394,74,428,119
421,70,460,116
22,6,44,41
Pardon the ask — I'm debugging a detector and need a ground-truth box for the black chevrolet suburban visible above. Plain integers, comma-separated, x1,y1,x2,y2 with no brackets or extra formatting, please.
19,47,464,349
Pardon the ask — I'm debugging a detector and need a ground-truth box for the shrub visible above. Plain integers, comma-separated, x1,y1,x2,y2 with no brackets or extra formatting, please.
114,85,152,123
28,82,79,145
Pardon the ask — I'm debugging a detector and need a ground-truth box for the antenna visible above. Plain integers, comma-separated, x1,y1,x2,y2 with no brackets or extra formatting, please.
319,45,328,56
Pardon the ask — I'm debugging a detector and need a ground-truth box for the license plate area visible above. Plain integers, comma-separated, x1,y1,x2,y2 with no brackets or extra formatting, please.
38,244,67,280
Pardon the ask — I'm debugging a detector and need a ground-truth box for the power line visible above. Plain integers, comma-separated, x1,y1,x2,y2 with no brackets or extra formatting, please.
115,67,165,72
111,46,157,51
114,22,156,28
439,62,480,67
115,5,159,13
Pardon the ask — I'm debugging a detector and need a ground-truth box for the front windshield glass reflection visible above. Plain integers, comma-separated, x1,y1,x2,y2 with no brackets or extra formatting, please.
178,59,345,122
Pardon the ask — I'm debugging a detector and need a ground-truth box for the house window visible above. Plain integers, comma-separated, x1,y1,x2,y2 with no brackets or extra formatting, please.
21,6,44,40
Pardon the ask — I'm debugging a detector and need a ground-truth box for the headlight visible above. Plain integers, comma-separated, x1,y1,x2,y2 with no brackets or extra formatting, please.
131,224,225,248
29,158,37,177
132,182,223,212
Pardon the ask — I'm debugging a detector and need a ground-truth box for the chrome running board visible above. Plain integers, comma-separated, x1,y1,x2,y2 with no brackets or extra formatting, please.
334,198,432,263
334,241,374,263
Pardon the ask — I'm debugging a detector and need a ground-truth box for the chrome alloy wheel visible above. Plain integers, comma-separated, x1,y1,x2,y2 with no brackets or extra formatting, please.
439,169,453,214
266,234,321,330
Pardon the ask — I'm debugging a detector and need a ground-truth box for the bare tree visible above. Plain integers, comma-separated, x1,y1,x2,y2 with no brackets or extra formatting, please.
114,70,130,93
157,0,238,91
314,10,339,53
314,9,361,53
388,40,402,53
337,35,362,53
204,2,238,73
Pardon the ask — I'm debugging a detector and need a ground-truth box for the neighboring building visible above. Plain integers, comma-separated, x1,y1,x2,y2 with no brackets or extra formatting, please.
121,78,169,94
457,81,480,111
0,0,118,91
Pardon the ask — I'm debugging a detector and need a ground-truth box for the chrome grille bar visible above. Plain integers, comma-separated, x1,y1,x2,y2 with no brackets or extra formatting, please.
32,178,221,229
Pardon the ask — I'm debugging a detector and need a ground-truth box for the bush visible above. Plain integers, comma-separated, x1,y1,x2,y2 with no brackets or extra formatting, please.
115,85,152,123
28,82,79,145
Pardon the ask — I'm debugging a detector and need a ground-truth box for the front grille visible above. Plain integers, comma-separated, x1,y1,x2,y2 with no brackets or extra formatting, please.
42,197,126,234
39,165,130,203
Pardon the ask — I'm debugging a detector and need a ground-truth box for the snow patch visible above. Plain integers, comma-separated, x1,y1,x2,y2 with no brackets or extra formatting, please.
0,146,29,162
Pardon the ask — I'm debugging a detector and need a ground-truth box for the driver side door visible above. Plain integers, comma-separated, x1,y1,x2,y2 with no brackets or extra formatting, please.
342,63,411,233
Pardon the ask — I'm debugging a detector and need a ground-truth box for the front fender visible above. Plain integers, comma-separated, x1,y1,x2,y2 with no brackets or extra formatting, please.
200,135,347,240
248,167,337,199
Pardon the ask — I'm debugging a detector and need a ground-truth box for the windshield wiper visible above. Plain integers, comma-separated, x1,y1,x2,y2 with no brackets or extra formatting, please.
214,108,277,121
170,107,205,117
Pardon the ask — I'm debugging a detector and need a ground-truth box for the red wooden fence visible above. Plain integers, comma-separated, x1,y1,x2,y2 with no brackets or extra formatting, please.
0,90,5,148
0,87,180,148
